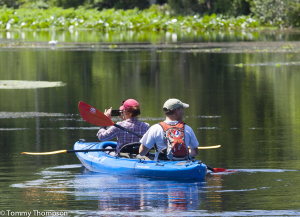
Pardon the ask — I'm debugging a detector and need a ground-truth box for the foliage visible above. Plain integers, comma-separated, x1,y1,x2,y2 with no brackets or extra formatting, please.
4,0,159,10
289,3,300,27
0,5,260,31
21,0,50,9
0,0,21,8
0,0,299,28
167,0,250,16
51,0,85,9
247,0,300,27
82,0,150,10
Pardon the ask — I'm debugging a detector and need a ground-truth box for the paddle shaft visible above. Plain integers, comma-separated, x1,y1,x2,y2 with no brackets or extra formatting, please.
67,148,116,153
207,166,215,172
22,148,117,155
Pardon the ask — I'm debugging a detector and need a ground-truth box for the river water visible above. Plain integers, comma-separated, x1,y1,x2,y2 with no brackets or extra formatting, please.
0,30,300,216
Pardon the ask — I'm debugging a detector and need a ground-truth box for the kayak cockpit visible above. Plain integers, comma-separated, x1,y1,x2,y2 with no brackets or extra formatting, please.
77,140,155,161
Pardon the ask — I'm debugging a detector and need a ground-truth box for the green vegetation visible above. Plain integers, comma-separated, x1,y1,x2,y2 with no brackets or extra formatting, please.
0,6,260,31
248,0,300,27
1,0,299,29
0,0,299,31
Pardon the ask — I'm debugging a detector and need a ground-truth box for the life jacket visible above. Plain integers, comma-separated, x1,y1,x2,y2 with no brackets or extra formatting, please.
159,121,189,160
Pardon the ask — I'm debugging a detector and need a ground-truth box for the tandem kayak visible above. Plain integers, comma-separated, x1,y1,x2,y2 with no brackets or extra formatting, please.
74,140,207,180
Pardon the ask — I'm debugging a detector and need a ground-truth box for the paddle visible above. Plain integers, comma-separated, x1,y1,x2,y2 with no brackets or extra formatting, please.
79,101,142,138
206,166,228,173
22,148,116,155
22,149,230,173
22,146,221,155
197,145,220,149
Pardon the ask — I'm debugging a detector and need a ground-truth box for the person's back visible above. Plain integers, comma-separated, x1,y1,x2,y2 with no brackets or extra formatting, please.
139,98,199,159
97,99,149,152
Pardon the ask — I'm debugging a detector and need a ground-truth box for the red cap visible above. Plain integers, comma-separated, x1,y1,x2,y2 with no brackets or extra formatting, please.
119,105,124,111
122,99,139,110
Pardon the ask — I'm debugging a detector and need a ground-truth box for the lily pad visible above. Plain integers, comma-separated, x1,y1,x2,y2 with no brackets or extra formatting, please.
0,80,66,89
0,112,65,118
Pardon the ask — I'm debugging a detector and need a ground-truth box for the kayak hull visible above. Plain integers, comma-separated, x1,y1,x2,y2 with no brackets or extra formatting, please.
74,140,207,180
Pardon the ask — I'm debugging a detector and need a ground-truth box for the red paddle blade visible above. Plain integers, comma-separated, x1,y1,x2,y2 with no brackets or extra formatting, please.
78,101,114,127
213,168,228,172
213,168,238,173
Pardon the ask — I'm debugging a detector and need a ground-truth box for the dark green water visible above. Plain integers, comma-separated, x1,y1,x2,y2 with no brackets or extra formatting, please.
0,30,300,216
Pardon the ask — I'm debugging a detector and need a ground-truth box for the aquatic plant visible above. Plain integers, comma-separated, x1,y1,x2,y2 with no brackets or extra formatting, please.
0,80,66,89
0,6,260,31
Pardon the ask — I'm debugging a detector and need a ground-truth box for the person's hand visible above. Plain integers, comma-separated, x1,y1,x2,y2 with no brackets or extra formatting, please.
104,107,112,119
119,110,125,120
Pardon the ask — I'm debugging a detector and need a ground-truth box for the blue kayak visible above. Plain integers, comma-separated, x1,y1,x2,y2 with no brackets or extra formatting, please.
74,140,207,180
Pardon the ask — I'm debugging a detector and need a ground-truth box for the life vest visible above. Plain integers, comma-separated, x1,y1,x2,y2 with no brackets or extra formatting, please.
159,121,189,160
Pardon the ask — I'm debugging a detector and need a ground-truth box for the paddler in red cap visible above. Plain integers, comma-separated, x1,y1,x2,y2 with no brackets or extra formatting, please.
97,99,149,153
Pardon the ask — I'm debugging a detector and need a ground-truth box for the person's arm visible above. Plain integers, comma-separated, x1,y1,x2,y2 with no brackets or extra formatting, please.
96,107,116,141
139,144,150,156
96,126,118,141
185,125,199,157
189,147,198,157
139,125,156,156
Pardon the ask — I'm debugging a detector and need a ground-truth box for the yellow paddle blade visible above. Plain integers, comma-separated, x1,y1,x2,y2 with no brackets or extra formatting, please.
198,145,221,149
21,150,67,155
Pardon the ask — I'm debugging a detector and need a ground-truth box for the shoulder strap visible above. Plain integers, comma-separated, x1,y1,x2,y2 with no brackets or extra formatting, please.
159,121,185,131
159,122,169,131
176,121,185,129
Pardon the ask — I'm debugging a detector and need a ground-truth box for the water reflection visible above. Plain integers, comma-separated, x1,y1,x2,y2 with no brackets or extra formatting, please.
74,168,206,212
11,164,300,216
13,165,207,212
1,29,300,43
